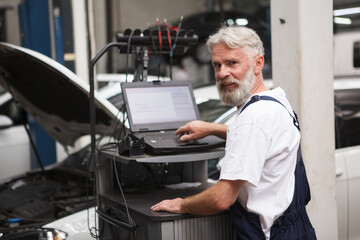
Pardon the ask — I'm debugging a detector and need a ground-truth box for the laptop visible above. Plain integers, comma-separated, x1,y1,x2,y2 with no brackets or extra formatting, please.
121,80,225,155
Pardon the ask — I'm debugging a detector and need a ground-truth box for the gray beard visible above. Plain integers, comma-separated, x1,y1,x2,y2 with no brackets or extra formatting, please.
216,68,256,107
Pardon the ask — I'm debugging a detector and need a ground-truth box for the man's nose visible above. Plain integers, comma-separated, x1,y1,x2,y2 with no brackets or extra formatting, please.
217,65,230,80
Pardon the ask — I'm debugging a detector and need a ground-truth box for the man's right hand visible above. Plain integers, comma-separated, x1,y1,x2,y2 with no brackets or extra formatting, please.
175,120,228,141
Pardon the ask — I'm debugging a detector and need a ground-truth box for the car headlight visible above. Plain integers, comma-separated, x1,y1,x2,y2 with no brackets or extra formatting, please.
41,228,68,240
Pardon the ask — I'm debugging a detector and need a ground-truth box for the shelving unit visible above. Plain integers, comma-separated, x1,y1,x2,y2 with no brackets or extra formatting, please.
90,28,231,240
96,147,232,240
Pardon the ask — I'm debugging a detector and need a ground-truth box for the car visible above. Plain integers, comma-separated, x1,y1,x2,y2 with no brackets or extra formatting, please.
0,90,31,182
0,72,134,183
42,207,97,240
178,11,269,65
193,79,360,240
0,42,123,239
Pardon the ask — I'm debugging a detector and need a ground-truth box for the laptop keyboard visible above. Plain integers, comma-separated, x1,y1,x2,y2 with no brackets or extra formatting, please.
140,131,178,140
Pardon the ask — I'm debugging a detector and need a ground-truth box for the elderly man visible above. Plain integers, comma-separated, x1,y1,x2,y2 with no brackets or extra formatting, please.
151,25,316,239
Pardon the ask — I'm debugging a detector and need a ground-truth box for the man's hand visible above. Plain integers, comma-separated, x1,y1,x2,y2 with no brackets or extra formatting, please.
176,120,211,141
175,120,228,141
151,180,244,215
150,198,184,213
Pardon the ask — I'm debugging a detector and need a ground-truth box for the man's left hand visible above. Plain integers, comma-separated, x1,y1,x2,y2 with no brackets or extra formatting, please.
151,198,184,213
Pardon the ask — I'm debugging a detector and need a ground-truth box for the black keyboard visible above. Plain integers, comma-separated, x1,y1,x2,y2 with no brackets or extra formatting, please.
140,131,178,140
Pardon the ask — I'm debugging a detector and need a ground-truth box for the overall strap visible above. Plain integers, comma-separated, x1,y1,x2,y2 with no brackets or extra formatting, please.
240,95,300,131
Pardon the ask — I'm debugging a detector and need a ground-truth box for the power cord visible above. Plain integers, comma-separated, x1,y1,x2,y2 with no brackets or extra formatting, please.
86,103,124,239
125,31,134,83
113,158,134,227
3,79,45,173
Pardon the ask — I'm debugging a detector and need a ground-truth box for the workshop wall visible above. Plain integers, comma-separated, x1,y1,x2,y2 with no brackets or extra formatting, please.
116,0,206,30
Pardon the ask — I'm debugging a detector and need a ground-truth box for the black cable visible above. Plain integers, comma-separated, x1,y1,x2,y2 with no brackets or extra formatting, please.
121,112,129,140
86,151,101,240
84,102,124,239
169,16,183,81
150,31,161,82
95,103,123,148
125,32,134,83
86,103,124,239
108,103,126,144
19,114,45,172
86,174,98,238
173,16,183,48
150,30,158,55
113,158,134,226
95,158,102,237
87,103,128,239
164,18,173,80
110,223,120,240
92,157,137,239
3,80,45,173
117,95,129,144
169,50,173,80
156,18,162,80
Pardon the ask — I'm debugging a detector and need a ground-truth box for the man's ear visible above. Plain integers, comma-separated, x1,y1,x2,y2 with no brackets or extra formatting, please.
254,55,264,75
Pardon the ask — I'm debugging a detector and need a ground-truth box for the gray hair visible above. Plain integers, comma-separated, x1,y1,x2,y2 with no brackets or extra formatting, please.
206,25,264,56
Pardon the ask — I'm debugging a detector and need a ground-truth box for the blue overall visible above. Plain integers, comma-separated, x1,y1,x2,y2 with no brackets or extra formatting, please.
229,95,316,240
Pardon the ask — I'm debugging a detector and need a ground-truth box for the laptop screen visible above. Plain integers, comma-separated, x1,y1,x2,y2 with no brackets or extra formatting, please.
121,81,200,132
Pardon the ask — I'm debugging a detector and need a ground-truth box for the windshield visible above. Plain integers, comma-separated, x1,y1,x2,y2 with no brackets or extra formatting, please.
198,99,233,122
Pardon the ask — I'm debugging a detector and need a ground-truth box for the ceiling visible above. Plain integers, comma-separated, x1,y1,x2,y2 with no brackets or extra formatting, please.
333,0,360,32
334,0,360,9
226,0,360,33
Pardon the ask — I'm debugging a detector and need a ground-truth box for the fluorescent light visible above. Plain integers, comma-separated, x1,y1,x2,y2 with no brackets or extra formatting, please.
334,17,352,25
333,7,360,16
236,18,248,26
226,19,234,25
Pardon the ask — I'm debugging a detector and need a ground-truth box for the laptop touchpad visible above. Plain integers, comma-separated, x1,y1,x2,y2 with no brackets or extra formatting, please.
178,140,208,146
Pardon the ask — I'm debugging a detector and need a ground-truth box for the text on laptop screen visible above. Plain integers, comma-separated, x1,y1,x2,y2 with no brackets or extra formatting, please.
125,86,197,125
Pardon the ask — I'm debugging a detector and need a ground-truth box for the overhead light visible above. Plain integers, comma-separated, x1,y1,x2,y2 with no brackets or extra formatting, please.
333,7,360,16
226,19,235,26
334,17,352,25
236,18,248,26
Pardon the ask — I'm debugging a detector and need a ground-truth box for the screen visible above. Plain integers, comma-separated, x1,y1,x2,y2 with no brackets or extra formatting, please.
125,86,197,125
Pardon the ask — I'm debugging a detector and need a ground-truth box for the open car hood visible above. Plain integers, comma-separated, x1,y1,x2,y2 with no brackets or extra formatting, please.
0,42,121,146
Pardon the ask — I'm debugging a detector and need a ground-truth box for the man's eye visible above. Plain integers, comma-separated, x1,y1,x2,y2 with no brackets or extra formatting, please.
213,63,221,69
230,61,237,65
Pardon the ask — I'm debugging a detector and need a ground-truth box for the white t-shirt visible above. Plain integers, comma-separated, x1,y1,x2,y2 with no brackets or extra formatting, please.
219,87,300,239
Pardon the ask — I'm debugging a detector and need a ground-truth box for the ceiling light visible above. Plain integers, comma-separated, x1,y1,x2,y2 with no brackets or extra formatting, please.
333,7,360,16
226,19,234,25
334,17,352,25
236,18,248,26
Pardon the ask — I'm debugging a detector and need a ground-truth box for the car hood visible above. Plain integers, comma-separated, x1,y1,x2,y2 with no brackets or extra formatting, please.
0,42,121,146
